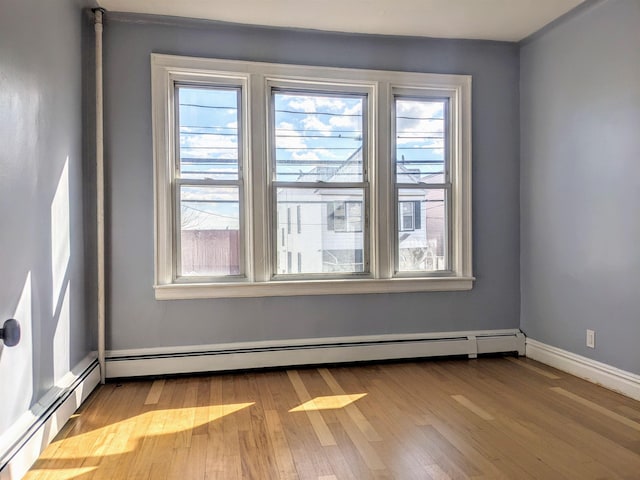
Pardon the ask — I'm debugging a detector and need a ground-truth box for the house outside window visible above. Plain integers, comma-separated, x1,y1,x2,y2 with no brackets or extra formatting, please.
151,54,473,298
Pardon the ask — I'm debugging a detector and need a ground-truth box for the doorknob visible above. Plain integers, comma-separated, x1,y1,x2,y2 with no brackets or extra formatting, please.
0,319,20,347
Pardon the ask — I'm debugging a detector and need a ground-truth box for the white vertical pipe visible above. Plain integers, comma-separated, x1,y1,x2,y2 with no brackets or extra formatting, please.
94,8,106,384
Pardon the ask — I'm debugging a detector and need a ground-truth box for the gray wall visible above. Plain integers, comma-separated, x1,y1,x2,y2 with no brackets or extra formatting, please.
103,15,520,351
0,0,90,435
520,0,640,374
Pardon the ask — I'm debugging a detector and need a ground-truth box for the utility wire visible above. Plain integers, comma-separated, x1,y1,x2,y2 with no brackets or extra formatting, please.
180,103,237,110
275,109,361,117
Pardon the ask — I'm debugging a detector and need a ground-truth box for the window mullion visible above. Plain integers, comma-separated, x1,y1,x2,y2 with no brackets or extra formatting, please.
250,73,269,282
376,81,392,279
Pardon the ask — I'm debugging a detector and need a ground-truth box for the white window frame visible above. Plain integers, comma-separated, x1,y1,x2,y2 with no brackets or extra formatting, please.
151,54,473,299
393,93,452,276
174,83,247,280
269,83,372,280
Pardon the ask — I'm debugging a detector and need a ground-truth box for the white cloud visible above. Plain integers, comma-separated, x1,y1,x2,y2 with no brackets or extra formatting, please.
275,121,309,150
285,95,347,113
301,116,333,134
181,186,238,201
397,99,443,118
292,151,320,161
395,100,445,155
272,96,364,164
329,103,362,130
180,131,238,159
280,94,363,133
276,121,344,161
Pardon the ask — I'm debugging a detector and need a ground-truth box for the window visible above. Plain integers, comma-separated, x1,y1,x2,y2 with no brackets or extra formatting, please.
399,201,419,231
175,86,244,278
152,54,472,298
286,207,291,235
274,90,368,276
394,97,450,273
328,201,364,233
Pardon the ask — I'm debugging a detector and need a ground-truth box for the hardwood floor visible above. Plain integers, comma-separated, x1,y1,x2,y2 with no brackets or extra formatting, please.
24,357,640,479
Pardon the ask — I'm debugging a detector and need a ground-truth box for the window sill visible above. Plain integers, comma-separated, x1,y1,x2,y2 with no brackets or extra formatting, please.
154,276,475,300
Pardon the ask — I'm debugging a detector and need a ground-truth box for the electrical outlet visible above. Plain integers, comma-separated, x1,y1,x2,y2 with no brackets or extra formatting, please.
586,329,595,348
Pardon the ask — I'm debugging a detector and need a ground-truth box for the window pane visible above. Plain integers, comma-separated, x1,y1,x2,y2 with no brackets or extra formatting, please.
397,189,447,272
179,185,240,276
276,188,366,275
273,92,364,182
400,201,415,231
395,98,446,184
178,86,240,180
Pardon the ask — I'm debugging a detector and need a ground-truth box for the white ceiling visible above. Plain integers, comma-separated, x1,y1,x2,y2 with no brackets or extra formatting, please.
97,0,585,42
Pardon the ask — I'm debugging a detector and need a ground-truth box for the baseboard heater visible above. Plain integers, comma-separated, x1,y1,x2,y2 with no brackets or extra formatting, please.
106,329,525,378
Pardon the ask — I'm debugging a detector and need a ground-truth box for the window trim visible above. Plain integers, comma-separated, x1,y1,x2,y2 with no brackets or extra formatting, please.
151,54,473,299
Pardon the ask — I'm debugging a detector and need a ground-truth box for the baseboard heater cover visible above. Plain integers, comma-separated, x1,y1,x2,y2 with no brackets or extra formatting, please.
0,355,100,480
106,329,525,378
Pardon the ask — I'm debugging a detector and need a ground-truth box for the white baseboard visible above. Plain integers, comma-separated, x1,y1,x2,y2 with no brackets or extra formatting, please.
106,329,525,378
526,339,640,401
0,354,101,480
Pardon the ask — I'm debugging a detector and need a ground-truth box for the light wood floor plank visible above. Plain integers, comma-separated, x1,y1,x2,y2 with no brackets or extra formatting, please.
264,409,299,479
333,407,386,471
287,370,337,447
451,395,495,421
423,463,451,480
220,375,243,480
317,368,383,442
266,372,330,478
551,386,640,432
144,379,166,405
505,357,562,379
618,405,640,419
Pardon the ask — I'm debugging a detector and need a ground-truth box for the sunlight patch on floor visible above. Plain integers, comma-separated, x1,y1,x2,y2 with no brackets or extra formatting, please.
290,393,367,412
26,466,97,479
36,402,255,459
